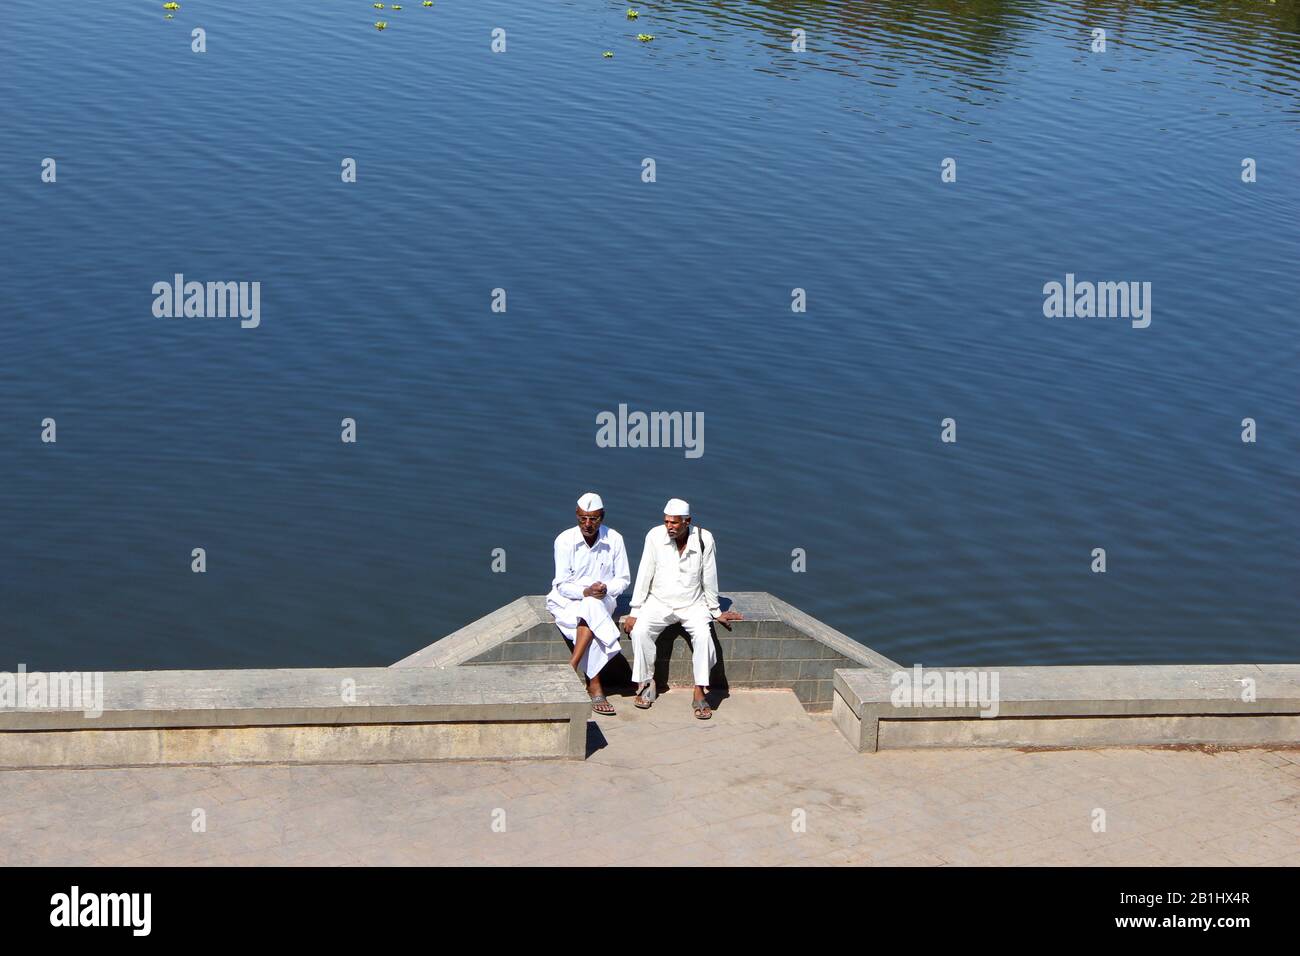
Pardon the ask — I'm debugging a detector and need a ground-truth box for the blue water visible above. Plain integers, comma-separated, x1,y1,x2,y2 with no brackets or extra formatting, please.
1,0,1297,671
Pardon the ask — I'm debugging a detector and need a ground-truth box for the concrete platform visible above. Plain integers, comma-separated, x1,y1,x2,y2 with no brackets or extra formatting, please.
0,665,590,768
1,690,1296,866
834,664,1300,752
393,592,900,711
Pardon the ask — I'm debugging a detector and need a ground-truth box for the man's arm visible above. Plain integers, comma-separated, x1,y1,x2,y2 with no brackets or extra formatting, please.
606,533,631,600
701,530,721,616
628,530,657,613
552,534,586,600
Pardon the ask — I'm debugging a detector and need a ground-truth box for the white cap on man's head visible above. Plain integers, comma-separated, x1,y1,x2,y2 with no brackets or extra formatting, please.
664,498,690,517
577,492,604,512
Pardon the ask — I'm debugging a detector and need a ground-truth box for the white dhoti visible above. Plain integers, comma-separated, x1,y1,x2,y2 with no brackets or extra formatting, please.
549,594,623,679
629,596,717,688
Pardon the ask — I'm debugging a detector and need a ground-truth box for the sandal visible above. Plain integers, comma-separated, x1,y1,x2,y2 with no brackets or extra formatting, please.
692,697,712,720
590,695,616,716
634,681,657,710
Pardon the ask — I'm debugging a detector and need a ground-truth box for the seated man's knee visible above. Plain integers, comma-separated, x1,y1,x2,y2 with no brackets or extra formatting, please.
683,616,713,642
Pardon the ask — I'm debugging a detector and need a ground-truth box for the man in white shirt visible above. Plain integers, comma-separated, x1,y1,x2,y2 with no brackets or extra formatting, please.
546,492,631,716
621,499,744,719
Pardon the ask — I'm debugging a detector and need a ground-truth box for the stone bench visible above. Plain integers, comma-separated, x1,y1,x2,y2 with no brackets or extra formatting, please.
0,664,590,769
394,592,901,711
833,664,1300,752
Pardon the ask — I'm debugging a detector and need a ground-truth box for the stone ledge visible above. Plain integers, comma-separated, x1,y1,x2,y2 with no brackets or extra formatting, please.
0,664,590,768
833,664,1300,752
392,596,551,668
391,593,901,711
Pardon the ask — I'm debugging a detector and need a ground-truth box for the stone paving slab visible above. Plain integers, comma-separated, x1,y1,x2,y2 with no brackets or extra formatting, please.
0,690,1295,866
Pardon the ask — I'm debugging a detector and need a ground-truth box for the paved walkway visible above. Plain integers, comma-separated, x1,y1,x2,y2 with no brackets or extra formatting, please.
1,690,1297,866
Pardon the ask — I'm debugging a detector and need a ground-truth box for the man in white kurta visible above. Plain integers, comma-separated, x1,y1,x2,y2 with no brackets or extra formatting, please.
622,499,744,719
546,493,631,715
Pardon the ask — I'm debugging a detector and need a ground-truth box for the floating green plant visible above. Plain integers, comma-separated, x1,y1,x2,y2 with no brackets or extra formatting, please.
637,33,655,42
626,9,639,18
162,1,180,9
422,1,433,5
602,50,614,57
374,20,388,29
373,2,384,7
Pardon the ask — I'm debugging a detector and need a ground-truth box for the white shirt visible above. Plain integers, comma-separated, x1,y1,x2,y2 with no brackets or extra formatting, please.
546,525,631,611
629,525,720,616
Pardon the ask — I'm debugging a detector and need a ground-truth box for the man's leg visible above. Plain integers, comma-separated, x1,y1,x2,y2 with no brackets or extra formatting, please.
576,595,621,648
569,621,614,715
630,606,672,706
568,621,594,674
680,611,718,717
575,596,621,682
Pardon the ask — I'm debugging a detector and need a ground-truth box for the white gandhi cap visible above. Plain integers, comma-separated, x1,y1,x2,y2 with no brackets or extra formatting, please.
577,492,604,512
664,498,690,517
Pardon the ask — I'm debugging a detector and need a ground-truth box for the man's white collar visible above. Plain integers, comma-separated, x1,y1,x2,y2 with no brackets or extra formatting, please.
574,525,607,548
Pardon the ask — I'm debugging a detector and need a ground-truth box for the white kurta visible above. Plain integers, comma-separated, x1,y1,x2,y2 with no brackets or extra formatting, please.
628,525,720,617
546,525,631,679
627,525,720,687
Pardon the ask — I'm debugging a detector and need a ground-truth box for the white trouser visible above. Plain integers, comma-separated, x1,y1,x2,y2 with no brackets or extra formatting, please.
630,596,717,688
549,594,622,680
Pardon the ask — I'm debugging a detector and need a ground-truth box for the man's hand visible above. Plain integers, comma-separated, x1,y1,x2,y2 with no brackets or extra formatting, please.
583,582,607,598
714,609,744,631
622,616,637,634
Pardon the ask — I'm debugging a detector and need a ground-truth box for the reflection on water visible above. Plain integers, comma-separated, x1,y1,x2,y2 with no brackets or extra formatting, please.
662,0,1300,109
